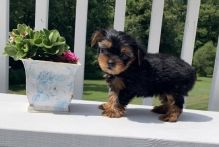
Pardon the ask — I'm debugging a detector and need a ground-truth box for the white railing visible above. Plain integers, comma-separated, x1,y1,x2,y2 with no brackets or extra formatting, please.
0,0,9,93
209,37,219,111
143,0,164,105
35,0,49,30
0,1,219,146
1,93,219,147
0,0,218,111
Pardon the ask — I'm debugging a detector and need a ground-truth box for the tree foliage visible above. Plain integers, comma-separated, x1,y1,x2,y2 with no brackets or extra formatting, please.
125,0,219,57
193,41,216,77
195,1,219,50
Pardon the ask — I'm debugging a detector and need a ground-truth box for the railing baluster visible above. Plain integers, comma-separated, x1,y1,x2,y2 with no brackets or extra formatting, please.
180,0,200,108
147,0,164,54
35,0,49,29
181,0,201,65
74,0,88,99
114,0,126,31
0,0,9,93
208,36,219,111
143,0,164,105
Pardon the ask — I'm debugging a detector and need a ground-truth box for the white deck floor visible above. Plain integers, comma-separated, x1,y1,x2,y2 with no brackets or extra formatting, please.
0,93,219,147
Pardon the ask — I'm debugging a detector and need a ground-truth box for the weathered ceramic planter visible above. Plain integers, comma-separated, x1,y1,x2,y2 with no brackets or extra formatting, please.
22,59,80,112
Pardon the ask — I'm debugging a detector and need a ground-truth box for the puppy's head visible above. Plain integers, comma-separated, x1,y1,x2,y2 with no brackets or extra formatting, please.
91,29,144,75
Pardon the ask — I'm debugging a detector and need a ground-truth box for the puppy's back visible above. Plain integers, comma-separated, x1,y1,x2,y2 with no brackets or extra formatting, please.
143,53,196,95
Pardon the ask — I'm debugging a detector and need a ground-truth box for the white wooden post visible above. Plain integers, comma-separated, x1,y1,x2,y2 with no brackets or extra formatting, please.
180,0,200,108
208,36,219,111
143,0,164,105
147,0,164,54
35,0,49,29
73,0,88,99
180,0,201,65
114,0,126,31
0,0,9,93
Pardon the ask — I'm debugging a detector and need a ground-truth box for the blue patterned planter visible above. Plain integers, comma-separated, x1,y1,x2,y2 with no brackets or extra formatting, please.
22,59,80,112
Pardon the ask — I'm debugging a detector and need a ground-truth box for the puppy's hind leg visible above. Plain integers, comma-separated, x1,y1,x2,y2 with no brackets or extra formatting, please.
151,95,168,114
159,94,184,122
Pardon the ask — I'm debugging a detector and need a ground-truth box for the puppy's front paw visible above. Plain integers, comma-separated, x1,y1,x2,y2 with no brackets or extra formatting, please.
98,103,107,110
102,110,124,118
102,107,125,118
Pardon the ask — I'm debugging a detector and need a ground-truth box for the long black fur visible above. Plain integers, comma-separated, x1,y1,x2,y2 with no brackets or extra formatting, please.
95,29,196,110
115,53,196,109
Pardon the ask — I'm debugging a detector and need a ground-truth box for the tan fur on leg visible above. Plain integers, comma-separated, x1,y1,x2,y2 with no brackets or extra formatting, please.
101,91,125,118
159,95,182,122
152,95,168,114
99,77,125,118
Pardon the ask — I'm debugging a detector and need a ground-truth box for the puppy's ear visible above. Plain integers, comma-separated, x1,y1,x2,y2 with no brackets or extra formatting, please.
137,49,144,66
91,30,105,47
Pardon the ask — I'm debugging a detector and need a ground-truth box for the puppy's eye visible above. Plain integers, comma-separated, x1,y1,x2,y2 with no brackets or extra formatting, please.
100,48,104,53
99,48,108,54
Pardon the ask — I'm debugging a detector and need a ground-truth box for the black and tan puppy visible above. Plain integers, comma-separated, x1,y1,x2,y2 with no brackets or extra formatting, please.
91,29,196,122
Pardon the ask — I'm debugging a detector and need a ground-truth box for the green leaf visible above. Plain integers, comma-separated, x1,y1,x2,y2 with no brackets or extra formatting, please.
4,44,17,57
43,47,60,55
49,30,60,43
34,38,43,47
17,24,26,34
33,31,41,40
15,36,23,43
58,36,65,42
55,45,66,55
43,29,50,37
25,26,33,34
15,42,23,50
42,40,53,48
16,50,26,59
23,44,29,53
53,41,65,46
65,44,70,50
11,29,19,36
53,37,65,46
28,30,34,39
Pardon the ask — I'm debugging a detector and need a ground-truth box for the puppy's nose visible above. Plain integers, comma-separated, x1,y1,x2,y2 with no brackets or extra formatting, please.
108,60,115,68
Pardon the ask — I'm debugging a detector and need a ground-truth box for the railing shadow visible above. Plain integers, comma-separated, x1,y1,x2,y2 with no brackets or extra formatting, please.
68,102,102,116
126,108,213,123
53,102,213,124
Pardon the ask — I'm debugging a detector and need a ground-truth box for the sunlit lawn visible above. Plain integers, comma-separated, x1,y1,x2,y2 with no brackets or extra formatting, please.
186,77,212,110
9,77,212,110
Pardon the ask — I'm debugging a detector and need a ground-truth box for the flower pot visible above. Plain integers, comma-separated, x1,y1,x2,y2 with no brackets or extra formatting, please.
22,59,81,112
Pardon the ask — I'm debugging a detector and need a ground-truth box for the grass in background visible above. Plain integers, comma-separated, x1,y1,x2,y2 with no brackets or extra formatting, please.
83,80,145,105
83,80,107,102
186,77,212,110
9,84,26,95
9,77,212,110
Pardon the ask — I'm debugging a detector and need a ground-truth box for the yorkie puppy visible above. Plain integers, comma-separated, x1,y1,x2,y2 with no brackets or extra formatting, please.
91,29,196,122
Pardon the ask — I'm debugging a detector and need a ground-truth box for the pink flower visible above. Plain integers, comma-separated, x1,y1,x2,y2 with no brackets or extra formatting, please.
63,51,79,63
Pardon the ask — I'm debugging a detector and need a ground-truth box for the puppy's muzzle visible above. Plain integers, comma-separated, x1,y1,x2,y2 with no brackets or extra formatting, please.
108,59,115,69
